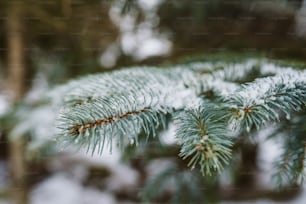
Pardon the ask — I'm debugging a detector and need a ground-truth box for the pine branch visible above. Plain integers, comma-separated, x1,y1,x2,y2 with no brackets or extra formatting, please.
273,111,306,187
57,99,168,153
51,58,305,181
183,59,299,98
175,102,233,176
55,67,198,153
224,71,306,132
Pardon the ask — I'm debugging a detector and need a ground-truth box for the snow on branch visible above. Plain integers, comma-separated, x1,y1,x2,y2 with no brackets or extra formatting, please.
175,102,232,176
55,67,199,153
51,58,306,177
225,71,306,132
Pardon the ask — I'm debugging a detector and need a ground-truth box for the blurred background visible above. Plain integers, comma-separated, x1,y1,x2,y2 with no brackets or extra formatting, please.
0,0,306,203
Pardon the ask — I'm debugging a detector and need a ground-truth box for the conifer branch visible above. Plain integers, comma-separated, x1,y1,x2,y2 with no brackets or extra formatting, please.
52,58,306,179
224,72,306,132
272,110,306,187
175,103,233,176
54,67,198,153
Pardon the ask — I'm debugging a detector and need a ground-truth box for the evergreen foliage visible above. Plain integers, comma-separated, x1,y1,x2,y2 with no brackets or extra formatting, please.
52,58,306,184
175,103,232,176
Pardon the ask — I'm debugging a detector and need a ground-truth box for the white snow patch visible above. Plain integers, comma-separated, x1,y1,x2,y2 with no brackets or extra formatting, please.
31,174,117,204
105,164,139,192
133,36,171,60
0,94,10,117
49,147,139,192
138,0,162,11
31,174,82,204
107,0,171,62
160,123,177,145
99,43,121,68
24,73,49,104
48,147,120,173
10,105,57,149
120,28,171,60
256,126,282,189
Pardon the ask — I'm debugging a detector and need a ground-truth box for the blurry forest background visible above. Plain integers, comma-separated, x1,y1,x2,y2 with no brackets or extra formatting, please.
1,0,306,203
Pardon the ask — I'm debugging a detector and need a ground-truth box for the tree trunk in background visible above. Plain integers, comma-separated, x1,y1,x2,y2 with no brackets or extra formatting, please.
7,1,28,204
62,0,71,17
